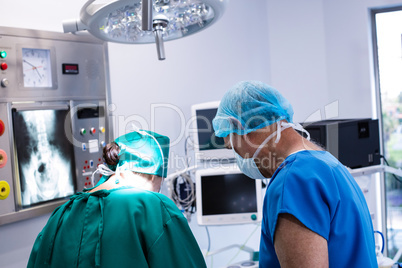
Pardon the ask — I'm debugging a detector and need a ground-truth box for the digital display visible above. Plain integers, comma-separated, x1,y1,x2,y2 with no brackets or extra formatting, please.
12,108,76,207
62,63,79,74
77,106,104,119
196,108,225,151
201,173,257,215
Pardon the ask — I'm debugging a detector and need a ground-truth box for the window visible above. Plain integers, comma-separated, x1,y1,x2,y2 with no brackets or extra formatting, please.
372,7,402,261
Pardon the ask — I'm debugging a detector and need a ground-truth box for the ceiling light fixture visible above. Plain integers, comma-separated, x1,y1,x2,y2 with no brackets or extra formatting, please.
63,0,228,60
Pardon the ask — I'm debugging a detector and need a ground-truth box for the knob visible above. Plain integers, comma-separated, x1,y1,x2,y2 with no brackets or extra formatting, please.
1,78,9,87
0,149,7,168
0,181,11,200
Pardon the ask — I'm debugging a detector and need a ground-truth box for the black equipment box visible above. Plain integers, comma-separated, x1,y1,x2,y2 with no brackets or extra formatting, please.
301,119,381,169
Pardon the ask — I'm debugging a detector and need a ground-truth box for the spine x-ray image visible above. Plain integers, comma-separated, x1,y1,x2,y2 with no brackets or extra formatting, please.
12,109,76,207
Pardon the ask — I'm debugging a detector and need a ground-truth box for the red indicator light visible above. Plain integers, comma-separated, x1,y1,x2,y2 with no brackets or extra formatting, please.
0,62,8,70
0,120,5,136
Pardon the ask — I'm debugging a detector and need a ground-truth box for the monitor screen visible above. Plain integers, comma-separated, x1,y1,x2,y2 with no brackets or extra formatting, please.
191,102,234,161
195,108,225,151
196,165,263,225
12,108,76,207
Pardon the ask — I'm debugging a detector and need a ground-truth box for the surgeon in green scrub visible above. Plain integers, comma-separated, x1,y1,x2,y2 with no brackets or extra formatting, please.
28,130,207,268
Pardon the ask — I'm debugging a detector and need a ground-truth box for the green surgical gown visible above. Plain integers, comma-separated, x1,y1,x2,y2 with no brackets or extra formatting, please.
27,187,206,268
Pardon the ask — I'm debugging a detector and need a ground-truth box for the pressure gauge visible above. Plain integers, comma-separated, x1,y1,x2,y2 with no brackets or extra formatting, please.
22,48,53,88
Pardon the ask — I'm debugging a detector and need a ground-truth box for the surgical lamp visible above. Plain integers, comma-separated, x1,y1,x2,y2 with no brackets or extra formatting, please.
63,0,228,60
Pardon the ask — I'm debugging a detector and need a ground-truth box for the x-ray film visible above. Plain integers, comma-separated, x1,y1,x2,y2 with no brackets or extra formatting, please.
12,108,76,207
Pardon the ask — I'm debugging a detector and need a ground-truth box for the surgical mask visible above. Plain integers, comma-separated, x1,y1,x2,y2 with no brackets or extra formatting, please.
231,121,310,180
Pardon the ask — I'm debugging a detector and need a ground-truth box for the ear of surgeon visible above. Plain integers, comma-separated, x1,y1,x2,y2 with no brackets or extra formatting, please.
223,119,321,179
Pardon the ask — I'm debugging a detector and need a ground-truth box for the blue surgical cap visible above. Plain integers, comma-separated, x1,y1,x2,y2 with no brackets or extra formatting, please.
114,130,170,178
212,81,294,137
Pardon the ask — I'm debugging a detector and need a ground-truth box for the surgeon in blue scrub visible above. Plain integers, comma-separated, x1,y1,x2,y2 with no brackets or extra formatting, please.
213,81,377,267
28,130,206,268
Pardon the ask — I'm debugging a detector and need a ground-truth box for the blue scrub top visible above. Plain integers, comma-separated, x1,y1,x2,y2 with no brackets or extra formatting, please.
260,150,377,267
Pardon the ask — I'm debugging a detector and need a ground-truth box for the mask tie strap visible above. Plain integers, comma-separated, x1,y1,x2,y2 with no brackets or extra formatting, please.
253,128,278,158
281,122,311,141
91,164,115,186
293,122,311,141
91,162,131,186
275,121,293,144
138,130,164,176
230,133,238,157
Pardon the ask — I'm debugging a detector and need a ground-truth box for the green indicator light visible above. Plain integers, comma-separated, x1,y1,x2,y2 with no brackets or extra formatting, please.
0,51,7,59
251,214,257,221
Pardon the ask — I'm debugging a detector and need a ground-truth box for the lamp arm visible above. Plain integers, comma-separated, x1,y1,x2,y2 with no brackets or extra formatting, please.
142,0,153,31
154,29,165,60
62,0,98,33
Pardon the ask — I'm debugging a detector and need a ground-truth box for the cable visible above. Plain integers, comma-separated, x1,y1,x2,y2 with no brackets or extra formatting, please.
171,173,196,210
380,155,402,183
184,135,197,175
226,224,261,266
205,226,211,252
184,135,191,169
172,135,197,215
374,230,385,254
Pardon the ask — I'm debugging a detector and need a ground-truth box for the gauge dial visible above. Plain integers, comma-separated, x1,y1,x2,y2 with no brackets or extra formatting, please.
22,48,53,88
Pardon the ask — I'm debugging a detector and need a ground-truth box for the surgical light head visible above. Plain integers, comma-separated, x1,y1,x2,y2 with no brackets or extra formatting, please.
62,0,228,60
212,81,294,138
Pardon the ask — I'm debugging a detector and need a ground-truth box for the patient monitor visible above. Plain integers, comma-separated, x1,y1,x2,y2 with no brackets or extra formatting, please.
196,165,263,226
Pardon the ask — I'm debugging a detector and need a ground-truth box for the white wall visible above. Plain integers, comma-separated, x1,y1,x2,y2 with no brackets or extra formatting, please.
1,0,402,267
266,0,330,123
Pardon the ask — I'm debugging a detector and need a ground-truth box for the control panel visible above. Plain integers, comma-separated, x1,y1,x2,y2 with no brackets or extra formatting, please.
70,100,108,189
0,26,111,226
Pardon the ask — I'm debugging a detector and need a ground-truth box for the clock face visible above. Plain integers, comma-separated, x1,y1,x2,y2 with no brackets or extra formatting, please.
22,48,53,88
